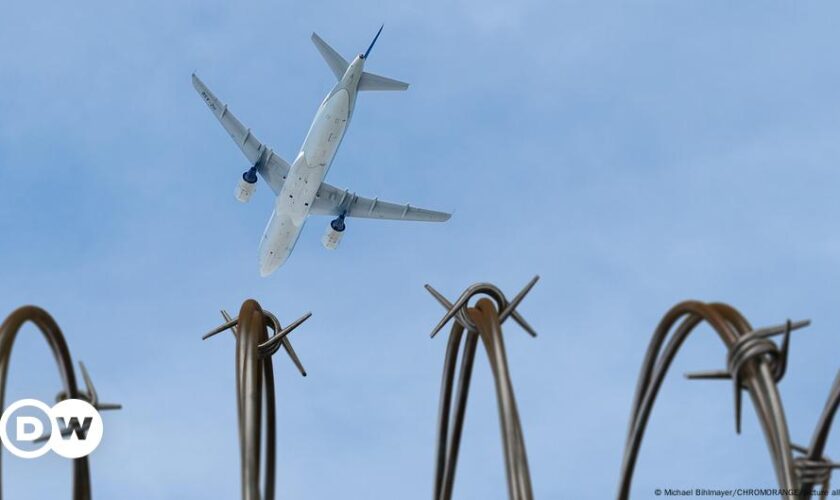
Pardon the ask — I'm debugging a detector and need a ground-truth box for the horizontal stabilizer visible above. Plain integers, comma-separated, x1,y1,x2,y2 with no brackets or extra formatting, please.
358,71,409,91
311,33,349,80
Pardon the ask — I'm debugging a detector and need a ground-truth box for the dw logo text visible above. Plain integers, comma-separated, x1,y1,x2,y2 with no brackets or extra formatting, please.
0,399,104,459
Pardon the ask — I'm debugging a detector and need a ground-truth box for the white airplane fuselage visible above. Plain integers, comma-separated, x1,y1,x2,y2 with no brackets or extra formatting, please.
258,56,365,276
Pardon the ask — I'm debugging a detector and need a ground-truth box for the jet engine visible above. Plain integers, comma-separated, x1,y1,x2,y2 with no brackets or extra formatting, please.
234,167,258,203
321,214,346,250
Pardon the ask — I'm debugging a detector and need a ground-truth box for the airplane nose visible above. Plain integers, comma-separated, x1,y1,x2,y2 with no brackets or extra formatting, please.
259,254,275,277
259,249,283,277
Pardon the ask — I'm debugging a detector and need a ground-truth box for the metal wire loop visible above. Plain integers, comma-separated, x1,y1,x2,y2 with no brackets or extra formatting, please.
0,306,120,500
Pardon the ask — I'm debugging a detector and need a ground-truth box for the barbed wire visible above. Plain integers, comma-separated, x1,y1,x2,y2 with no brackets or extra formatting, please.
203,299,309,500
425,278,538,500
616,300,840,500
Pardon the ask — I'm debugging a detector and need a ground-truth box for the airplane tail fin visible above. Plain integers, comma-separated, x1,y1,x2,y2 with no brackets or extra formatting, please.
358,71,409,91
311,30,409,91
311,32,349,80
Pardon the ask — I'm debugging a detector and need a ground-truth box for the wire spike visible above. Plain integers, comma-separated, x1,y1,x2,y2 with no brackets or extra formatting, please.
426,284,476,338
278,312,312,337
78,361,97,405
511,311,538,337
754,319,811,338
773,320,792,382
425,283,464,337
96,403,123,411
685,369,731,380
221,310,237,336
425,284,454,309
791,443,811,454
500,275,539,322
258,312,312,352
281,337,307,377
78,362,122,411
429,304,463,338
734,374,743,434
204,316,239,340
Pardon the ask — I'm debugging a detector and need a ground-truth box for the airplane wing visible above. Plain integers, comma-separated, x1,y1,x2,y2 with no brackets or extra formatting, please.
310,182,451,222
192,73,290,195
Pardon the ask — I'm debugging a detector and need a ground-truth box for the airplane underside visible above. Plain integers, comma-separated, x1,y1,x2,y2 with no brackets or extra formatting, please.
259,208,303,277
193,29,450,277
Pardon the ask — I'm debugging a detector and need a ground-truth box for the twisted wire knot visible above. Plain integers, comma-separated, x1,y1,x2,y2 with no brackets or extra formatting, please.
727,323,789,389
795,456,835,485
54,362,122,411
425,276,540,338
203,306,311,376
727,321,793,434
686,318,810,434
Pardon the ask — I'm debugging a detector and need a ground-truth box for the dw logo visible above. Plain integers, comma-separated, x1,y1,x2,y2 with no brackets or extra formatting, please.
0,399,104,459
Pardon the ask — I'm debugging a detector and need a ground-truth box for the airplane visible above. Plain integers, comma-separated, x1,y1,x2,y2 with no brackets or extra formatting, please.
192,26,451,277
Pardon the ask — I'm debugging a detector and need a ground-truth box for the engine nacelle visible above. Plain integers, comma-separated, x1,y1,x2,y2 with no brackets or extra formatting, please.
321,215,346,250
321,226,344,250
234,169,258,203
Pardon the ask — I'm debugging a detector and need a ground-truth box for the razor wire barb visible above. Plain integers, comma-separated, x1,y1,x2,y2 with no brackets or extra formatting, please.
0,306,121,500
203,299,310,500
425,276,539,500
616,301,840,500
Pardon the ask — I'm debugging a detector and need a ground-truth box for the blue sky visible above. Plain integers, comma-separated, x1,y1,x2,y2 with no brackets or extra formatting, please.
1,1,840,498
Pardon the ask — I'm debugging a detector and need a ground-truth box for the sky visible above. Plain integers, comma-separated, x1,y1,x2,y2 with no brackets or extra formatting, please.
1,0,840,498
